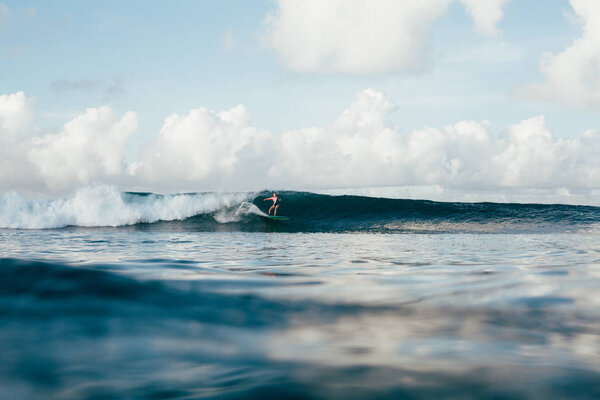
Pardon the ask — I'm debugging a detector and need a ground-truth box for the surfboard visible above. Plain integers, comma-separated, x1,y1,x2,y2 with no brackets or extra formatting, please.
263,215,289,221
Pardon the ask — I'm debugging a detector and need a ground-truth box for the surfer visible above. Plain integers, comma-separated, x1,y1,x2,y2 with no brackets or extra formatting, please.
264,193,281,216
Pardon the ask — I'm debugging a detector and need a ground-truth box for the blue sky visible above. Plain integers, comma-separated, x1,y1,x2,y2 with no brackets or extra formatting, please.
1,0,599,203
0,0,592,133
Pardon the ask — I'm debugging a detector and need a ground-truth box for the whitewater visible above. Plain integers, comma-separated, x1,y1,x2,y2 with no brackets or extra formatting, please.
1,186,600,399
0,186,255,229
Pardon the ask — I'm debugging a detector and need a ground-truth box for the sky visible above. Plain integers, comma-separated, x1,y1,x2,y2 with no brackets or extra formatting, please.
1,0,600,204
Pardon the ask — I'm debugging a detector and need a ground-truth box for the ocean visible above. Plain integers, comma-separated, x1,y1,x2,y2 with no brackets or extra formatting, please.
1,186,600,399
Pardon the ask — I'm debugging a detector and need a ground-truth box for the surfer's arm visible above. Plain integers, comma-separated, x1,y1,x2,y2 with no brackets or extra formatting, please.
264,196,275,201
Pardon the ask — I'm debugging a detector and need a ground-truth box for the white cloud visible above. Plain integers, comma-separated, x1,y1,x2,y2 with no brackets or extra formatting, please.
461,0,509,37
28,106,137,192
0,91,34,135
131,89,600,202
263,0,452,74
2,90,600,204
0,92,36,191
130,105,271,191
0,93,137,193
263,0,511,74
521,0,600,107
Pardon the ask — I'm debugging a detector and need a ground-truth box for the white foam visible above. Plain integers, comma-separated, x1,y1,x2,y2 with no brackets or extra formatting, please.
0,185,250,229
578,223,600,235
213,201,267,223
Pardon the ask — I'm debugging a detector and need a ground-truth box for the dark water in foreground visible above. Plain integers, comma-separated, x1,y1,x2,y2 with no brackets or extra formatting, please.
1,191,600,399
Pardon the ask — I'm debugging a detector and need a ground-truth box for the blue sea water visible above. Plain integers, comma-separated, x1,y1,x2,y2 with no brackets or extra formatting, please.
1,187,600,399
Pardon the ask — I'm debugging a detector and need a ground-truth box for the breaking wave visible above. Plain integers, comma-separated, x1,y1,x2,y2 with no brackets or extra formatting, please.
0,185,250,229
1,186,599,233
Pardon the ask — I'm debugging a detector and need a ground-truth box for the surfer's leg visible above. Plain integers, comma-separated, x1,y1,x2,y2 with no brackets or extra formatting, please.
268,205,274,215
274,205,278,216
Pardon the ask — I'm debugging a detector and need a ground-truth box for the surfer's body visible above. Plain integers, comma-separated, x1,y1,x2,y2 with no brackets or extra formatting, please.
264,193,280,216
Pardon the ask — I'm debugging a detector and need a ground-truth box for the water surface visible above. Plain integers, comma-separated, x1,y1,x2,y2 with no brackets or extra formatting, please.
1,190,600,399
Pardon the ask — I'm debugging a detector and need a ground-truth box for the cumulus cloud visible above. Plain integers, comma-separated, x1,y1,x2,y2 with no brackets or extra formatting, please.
263,0,452,74
259,91,600,193
129,89,600,203
28,106,137,191
0,92,36,191
263,0,510,74
130,105,271,191
0,91,34,135
521,0,600,107
461,0,509,37
2,90,600,204
0,91,138,193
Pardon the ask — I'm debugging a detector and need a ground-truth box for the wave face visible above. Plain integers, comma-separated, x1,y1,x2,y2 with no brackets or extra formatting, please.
1,187,599,233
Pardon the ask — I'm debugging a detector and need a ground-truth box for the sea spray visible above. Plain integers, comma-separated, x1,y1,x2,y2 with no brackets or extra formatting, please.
0,185,250,229
213,201,266,223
